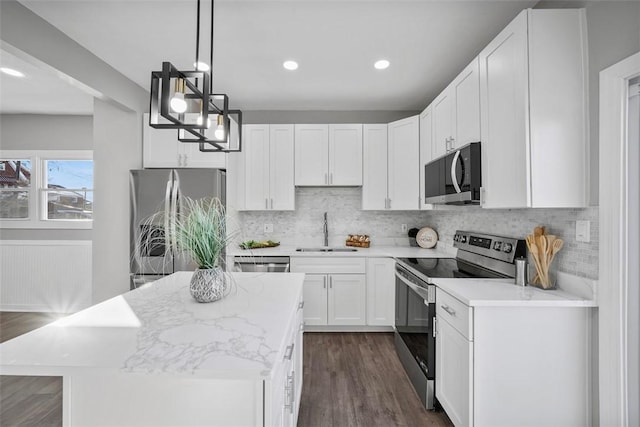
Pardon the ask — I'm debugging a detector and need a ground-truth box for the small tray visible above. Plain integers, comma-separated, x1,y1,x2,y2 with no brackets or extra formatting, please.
239,240,280,250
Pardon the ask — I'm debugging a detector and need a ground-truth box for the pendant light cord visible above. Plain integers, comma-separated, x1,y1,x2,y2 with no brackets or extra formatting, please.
210,0,214,84
195,0,201,69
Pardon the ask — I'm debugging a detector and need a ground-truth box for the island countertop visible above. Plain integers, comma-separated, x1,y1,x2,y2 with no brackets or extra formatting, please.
0,272,305,380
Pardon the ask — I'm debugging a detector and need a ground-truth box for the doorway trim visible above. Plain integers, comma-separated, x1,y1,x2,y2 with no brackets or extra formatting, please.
599,51,640,427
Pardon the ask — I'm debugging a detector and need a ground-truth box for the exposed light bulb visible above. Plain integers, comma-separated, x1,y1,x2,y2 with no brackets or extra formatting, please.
194,61,210,71
214,115,225,140
170,92,187,113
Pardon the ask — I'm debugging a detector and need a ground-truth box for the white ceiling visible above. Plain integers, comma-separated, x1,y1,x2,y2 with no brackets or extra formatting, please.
9,0,539,113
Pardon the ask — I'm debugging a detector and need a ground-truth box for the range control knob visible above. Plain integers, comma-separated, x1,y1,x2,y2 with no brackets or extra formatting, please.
454,234,460,242
493,242,502,251
460,235,467,244
502,243,513,253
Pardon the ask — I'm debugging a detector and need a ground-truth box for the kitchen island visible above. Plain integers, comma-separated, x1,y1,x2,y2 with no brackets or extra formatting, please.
0,272,305,427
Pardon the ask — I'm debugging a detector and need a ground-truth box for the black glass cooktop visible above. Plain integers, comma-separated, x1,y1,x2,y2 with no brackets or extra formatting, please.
396,257,506,282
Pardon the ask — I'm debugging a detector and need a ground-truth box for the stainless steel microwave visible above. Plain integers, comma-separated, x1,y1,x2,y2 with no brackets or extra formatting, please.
424,142,481,205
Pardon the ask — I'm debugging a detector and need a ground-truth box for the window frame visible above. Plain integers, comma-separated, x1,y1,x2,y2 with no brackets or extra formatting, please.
0,150,93,229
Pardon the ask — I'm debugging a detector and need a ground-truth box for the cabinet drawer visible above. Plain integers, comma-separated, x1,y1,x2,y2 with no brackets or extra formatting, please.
436,289,473,340
290,257,366,274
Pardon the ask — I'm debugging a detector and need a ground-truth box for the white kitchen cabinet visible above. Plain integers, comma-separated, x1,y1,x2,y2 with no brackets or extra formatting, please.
242,124,294,211
142,113,226,168
291,257,366,326
435,287,592,427
387,115,420,210
365,257,395,326
479,9,588,208
294,124,362,186
419,106,434,210
362,124,388,210
431,57,481,160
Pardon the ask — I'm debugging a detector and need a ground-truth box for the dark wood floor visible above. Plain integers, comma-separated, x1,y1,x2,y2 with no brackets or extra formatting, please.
1,313,452,427
298,333,452,427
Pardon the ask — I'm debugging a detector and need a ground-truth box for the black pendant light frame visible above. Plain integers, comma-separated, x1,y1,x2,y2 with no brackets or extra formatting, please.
148,0,242,152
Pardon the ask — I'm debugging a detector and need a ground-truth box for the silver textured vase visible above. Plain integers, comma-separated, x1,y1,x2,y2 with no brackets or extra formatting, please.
190,267,228,303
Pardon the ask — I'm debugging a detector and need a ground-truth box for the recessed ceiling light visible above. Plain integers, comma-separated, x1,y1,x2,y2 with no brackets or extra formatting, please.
283,60,299,71
374,59,390,70
0,67,25,77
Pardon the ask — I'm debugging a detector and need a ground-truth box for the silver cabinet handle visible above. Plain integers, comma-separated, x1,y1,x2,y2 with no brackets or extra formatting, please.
285,343,294,360
265,198,268,209
329,276,332,289
441,304,456,316
284,371,295,413
324,173,328,184
183,154,188,166
433,317,438,338
298,301,304,310
270,198,273,209
388,198,391,209
323,276,326,289
330,172,333,185
299,322,304,331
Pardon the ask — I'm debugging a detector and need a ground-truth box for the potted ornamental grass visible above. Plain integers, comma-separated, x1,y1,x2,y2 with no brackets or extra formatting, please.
173,196,234,303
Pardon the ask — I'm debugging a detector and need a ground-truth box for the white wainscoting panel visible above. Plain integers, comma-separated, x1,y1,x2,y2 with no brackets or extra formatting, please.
0,240,92,313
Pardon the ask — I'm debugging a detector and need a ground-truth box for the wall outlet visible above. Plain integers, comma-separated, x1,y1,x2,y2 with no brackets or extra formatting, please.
576,220,590,242
401,224,408,233
263,223,274,233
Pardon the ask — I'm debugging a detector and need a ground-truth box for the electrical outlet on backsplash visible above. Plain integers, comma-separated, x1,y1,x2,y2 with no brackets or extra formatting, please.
232,187,599,280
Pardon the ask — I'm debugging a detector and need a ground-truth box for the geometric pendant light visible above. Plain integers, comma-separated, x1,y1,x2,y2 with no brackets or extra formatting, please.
149,0,242,152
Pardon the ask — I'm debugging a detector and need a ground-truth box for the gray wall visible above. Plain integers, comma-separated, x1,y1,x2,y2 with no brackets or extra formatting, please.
0,114,94,241
244,110,420,124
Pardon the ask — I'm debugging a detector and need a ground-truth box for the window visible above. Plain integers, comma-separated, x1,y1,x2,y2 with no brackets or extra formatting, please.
0,150,93,229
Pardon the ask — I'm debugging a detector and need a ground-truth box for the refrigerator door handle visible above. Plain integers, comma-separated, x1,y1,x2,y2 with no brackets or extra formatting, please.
170,171,180,253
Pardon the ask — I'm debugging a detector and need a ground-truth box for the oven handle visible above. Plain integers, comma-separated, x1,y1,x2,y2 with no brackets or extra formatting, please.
395,268,435,304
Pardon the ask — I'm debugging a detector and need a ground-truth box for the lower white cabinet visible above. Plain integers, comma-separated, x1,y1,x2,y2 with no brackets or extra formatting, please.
366,257,395,326
435,288,592,427
291,257,366,326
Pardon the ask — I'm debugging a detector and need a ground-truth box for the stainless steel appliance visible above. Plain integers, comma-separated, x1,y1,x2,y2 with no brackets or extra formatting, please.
394,230,526,410
424,142,481,205
233,256,290,272
129,168,226,289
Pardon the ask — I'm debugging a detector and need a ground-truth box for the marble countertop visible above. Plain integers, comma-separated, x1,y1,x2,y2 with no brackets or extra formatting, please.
434,277,597,307
0,272,304,379
228,244,455,259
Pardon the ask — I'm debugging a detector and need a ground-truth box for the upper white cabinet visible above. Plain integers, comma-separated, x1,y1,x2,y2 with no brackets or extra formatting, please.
419,106,434,210
479,9,588,208
142,113,227,168
362,118,420,210
242,124,295,211
294,124,363,186
431,58,481,160
387,116,420,210
362,124,389,210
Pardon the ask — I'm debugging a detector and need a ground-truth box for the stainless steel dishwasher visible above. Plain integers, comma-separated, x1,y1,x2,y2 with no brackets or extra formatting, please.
233,256,290,272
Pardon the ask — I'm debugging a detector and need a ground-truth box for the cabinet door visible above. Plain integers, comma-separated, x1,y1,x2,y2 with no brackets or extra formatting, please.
387,116,420,210
365,258,395,326
243,125,271,210
302,274,328,325
432,88,454,159
328,274,366,326
419,106,434,210
181,142,227,168
362,124,388,210
479,11,529,208
143,113,180,167
329,124,363,186
295,125,329,185
270,125,295,210
436,317,472,427
452,57,481,148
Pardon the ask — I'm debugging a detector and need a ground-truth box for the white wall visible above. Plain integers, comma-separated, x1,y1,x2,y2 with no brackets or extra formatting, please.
92,100,142,303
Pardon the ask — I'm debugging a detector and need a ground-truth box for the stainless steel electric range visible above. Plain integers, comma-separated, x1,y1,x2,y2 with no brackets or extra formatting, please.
394,230,526,410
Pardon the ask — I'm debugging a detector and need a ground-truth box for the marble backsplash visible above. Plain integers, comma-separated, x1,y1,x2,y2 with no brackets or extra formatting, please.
232,187,599,280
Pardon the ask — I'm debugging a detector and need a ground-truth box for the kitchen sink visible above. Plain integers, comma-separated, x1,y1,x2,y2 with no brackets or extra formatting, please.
295,247,358,252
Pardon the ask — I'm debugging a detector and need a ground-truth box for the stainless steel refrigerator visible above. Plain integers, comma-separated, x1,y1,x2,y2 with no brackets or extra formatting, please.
129,168,226,289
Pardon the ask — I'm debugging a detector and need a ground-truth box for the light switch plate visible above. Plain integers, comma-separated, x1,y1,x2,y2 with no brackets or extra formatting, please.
264,224,273,233
576,220,590,242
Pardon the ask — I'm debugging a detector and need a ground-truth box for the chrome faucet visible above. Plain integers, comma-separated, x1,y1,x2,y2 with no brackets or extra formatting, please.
323,212,328,247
